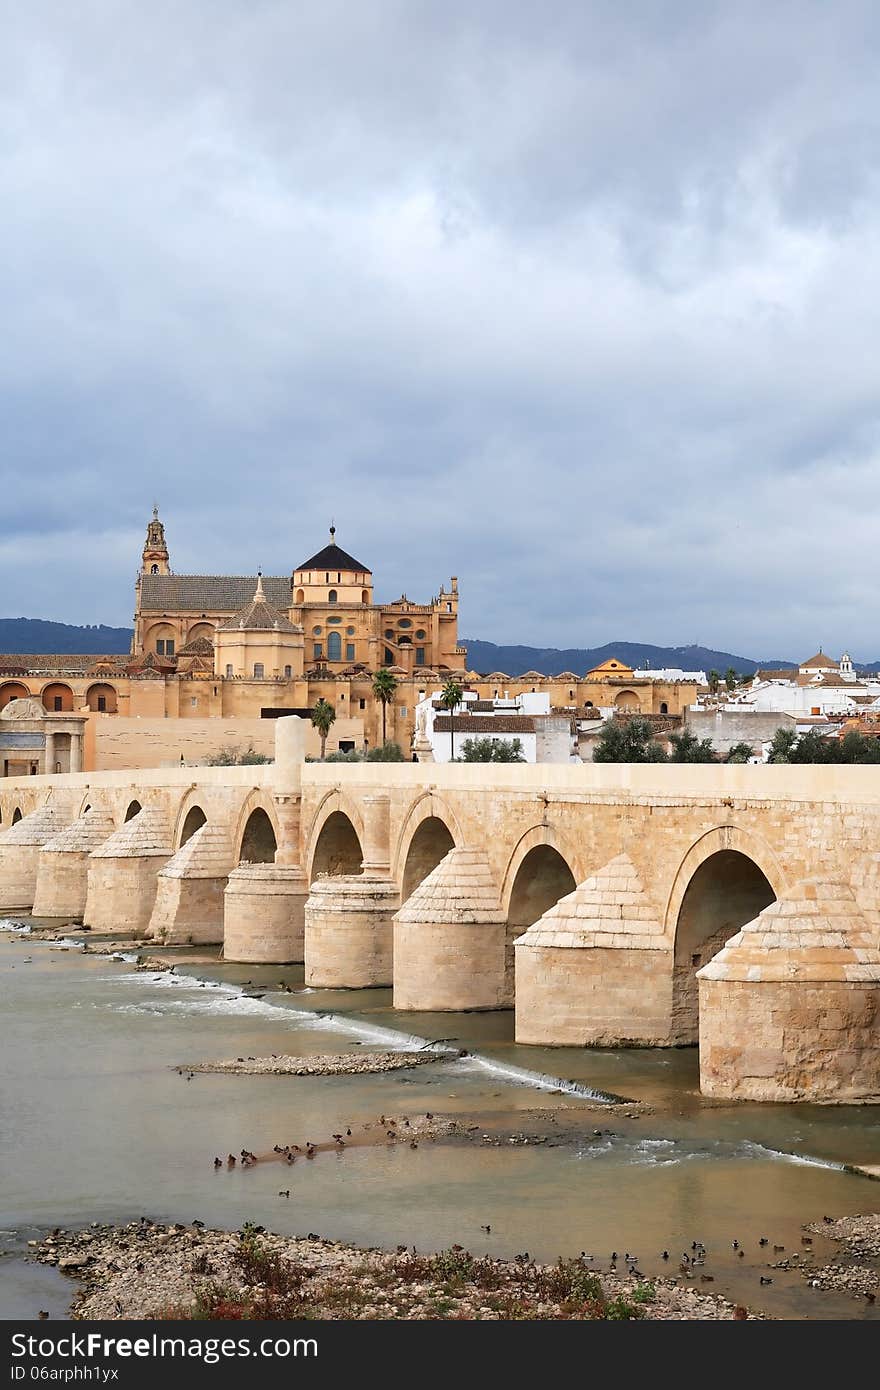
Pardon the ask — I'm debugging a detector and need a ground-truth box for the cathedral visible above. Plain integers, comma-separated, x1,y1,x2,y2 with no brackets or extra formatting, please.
132,508,463,681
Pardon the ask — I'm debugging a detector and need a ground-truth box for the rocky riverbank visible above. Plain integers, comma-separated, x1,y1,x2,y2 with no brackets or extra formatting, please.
34,1222,754,1320
800,1214,880,1301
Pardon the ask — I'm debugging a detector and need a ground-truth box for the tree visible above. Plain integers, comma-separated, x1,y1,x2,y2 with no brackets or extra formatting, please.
457,736,526,763
724,667,738,692
767,728,797,763
726,742,754,764
439,678,464,760
789,728,836,764
310,698,336,760
707,669,721,695
371,667,398,746
593,717,667,763
668,729,716,762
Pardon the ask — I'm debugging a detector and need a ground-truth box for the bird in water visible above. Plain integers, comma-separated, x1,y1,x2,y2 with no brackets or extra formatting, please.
758,1237,768,1246
227,1155,236,1167
481,1225,491,1233
661,1251,669,1261
760,1276,773,1285
38,1311,49,1320
192,1219,204,1229
278,1190,290,1199
213,1157,222,1168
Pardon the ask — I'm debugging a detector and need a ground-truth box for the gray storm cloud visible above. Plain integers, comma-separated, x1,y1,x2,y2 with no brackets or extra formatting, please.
2,1,880,657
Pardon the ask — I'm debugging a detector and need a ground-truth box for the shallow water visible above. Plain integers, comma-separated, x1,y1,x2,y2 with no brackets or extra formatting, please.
1,926,878,1321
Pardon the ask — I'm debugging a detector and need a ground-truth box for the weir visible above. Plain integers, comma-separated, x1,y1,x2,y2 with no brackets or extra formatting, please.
3,726,880,1100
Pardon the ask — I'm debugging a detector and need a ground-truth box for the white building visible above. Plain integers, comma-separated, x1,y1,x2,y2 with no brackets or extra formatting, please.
413,690,573,763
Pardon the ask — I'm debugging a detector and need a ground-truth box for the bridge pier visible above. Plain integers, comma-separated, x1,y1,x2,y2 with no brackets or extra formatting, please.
698,879,880,1101
0,804,72,913
304,876,400,987
304,793,399,986
223,864,309,962
84,807,173,935
32,809,115,921
393,847,507,1010
148,823,234,944
515,854,673,1045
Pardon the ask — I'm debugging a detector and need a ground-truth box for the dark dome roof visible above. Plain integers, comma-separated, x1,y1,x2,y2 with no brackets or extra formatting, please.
296,528,370,575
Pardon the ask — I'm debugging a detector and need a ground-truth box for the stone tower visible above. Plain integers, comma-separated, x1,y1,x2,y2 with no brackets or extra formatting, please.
141,506,170,576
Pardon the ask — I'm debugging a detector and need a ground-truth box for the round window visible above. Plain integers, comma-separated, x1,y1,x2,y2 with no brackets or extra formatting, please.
346,626,355,636
312,626,322,635
384,629,394,639
415,629,426,640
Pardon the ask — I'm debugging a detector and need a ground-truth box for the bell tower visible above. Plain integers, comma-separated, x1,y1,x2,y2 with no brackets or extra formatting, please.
142,505,170,576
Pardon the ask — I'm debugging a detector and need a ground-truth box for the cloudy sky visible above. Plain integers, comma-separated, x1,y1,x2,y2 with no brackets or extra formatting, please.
3,2,880,659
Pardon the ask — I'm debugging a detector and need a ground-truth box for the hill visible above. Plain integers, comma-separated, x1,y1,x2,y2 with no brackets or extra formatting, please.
462,639,798,678
0,618,133,654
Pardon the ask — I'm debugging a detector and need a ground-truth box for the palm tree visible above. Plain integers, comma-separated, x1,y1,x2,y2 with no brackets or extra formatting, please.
724,666,737,693
707,669,720,695
311,697,336,760
371,667,398,747
439,677,463,760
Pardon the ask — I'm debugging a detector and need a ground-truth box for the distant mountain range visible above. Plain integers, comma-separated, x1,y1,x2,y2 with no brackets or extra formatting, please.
0,618,133,654
2,619,878,679
464,639,860,678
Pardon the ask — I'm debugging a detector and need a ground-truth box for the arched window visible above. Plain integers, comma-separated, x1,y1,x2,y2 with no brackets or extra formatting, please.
150,564,159,574
284,665,292,678
295,589,304,604
660,701,669,715
361,589,369,604
225,664,233,678
384,647,394,665
253,662,264,679
327,631,342,660
328,590,338,604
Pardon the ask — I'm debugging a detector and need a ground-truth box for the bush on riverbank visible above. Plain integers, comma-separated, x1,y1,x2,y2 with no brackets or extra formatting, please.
155,1231,648,1320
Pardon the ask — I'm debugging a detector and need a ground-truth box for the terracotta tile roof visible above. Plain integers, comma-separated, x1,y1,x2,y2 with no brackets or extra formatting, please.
140,574,290,613
0,654,127,674
218,578,300,633
433,715,535,733
177,635,215,656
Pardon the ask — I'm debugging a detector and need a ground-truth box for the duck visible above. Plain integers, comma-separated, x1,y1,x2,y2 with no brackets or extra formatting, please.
759,1275,773,1285
213,1157,222,1168
481,1225,491,1234
278,1190,290,1199
758,1237,768,1247
192,1219,205,1229
227,1155,236,1167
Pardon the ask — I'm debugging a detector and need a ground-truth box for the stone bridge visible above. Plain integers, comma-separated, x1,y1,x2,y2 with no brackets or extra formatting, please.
1,718,879,1104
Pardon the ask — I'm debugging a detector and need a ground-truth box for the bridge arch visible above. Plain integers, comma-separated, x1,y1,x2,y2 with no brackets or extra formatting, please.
306,791,365,881
394,793,462,902
665,825,785,1045
178,804,208,848
232,792,280,865
123,799,142,823
501,824,581,926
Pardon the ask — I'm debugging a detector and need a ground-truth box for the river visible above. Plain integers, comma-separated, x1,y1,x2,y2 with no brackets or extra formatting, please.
1,923,878,1321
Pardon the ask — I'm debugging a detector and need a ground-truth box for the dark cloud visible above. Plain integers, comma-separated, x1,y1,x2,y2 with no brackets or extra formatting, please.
3,2,880,657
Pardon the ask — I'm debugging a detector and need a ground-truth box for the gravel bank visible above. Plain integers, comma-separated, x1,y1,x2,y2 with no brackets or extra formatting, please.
34,1223,754,1321
180,1051,455,1076
801,1214,880,1300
